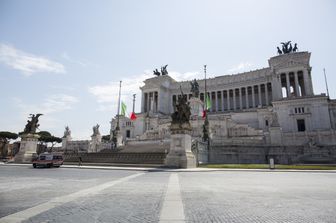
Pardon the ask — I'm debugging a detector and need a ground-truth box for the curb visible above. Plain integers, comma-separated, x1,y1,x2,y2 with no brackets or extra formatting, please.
2,163,336,173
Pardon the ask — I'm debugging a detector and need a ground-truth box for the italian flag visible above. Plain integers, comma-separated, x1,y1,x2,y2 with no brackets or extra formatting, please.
202,94,211,119
121,101,127,116
121,101,137,120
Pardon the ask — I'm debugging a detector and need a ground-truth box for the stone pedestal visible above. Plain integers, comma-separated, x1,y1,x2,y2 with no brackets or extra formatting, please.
15,134,39,163
90,134,102,153
269,127,282,145
116,130,123,147
165,124,196,168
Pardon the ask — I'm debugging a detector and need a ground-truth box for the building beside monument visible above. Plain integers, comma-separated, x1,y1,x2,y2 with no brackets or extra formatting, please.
110,46,336,164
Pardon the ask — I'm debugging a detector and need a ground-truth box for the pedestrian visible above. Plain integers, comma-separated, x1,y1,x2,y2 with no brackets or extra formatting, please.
78,156,82,166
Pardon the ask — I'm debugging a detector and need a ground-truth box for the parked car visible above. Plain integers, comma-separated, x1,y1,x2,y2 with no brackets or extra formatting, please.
32,152,63,168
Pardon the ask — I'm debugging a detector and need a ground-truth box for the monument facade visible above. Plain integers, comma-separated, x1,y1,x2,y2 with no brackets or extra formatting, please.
110,45,336,164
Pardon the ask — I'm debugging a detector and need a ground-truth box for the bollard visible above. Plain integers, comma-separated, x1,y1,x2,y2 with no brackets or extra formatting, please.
269,158,275,169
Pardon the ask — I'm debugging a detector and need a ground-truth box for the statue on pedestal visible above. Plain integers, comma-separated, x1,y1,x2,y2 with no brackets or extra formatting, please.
92,124,100,136
190,79,200,98
153,64,169,76
63,126,71,138
276,41,298,54
171,87,191,128
23,114,43,134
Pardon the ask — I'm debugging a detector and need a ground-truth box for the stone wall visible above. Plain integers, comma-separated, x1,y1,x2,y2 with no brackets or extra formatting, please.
209,144,336,164
64,152,166,165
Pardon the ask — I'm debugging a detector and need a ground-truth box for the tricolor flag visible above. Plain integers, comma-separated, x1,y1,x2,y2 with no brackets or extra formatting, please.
203,94,211,119
121,101,127,116
130,112,137,120
205,94,211,110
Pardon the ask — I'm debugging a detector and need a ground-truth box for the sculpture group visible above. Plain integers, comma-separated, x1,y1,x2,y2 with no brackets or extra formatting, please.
23,114,43,134
277,41,298,54
171,87,191,127
153,64,168,76
190,79,200,98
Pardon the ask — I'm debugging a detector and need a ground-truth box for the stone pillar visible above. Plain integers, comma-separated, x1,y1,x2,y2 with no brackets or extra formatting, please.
221,91,225,111
303,69,313,96
258,85,262,106
209,92,213,112
146,92,150,112
227,90,230,111
269,127,282,145
239,88,242,109
215,91,218,112
233,89,236,110
245,87,249,108
294,72,300,97
286,73,290,97
141,92,145,112
165,124,196,168
252,86,255,108
90,133,102,153
15,134,39,163
116,130,123,147
265,83,269,106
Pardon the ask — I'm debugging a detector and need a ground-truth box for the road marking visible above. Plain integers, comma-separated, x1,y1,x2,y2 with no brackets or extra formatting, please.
160,173,185,222
0,172,144,223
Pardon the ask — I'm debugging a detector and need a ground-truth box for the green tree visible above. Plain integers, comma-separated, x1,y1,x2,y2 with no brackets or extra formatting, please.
0,131,18,158
37,131,62,152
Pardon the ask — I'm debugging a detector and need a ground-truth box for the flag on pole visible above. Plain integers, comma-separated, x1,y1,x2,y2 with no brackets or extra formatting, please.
205,94,211,110
202,110,206,118
121,101,127,116
130,112,137,120
202,94,211,119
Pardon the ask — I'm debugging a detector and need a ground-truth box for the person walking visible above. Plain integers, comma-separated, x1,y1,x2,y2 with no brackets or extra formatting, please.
78,156,82,167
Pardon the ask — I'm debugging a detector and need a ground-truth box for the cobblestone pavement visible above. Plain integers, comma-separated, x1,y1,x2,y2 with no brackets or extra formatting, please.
180,171,336,223
1,165,336,223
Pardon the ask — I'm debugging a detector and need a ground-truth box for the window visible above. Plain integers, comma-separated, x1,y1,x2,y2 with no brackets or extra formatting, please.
294,107,305,114
297,119,306,132
265,120,269,127
126,130,131,138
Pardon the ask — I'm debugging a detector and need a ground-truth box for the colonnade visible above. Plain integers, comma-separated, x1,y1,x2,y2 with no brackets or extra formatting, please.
172,82,272,112
143,91,158,112
280,71,307,98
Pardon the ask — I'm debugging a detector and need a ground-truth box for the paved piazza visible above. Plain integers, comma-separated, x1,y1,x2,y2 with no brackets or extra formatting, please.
0,165,336,223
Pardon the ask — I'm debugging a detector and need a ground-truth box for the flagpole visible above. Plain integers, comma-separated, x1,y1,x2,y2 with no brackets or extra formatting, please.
132,94,136,113
204,65,207,105
116,81,122,131
324,68,329,99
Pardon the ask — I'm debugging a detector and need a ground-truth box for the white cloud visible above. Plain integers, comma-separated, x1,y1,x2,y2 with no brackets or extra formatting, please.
14,94,78,115
227,62,253,73
12,94,79,134
0,43,66,76
88,70,201,113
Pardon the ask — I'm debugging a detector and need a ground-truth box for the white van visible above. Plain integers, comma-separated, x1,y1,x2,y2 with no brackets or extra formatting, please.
32,152,63,168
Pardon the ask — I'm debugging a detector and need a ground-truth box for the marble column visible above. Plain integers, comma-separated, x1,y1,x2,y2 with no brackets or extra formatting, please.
146,93,150,112
245,87,249,108
286,73,290,97
215,91,218,112
265,83,269,106
221,91,225,111
258,85,262,106
209,92,213,112
239,88,242,110
227,90,230,111
252,86,255,108
294,72,300,97
233,89,236,110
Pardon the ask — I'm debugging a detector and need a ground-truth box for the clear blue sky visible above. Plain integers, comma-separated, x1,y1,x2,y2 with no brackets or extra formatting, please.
0,0,335,139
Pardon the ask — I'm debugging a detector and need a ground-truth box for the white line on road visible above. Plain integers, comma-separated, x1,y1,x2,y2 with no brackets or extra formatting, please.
0,172,144,223
159,173,185,223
